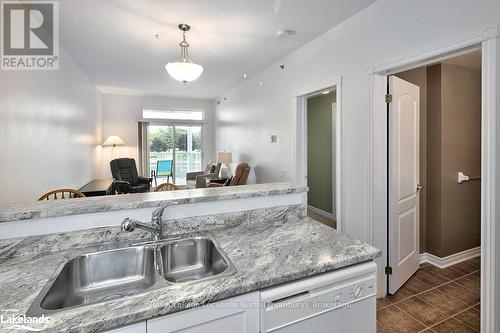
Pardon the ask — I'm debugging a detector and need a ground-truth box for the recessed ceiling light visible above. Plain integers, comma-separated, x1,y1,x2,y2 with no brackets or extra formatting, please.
276,29,297,38
243,73,247,78
259,81,263,86
322,90,330,94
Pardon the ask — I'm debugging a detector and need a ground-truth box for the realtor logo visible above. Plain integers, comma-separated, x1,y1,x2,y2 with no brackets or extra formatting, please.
1,1,59,70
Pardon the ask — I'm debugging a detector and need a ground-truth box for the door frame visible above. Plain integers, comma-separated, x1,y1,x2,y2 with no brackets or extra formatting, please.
295,76,342,231
368,26,497,332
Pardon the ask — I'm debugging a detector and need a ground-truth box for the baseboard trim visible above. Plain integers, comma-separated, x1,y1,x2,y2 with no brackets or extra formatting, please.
420,246,481,269
307,205,336,221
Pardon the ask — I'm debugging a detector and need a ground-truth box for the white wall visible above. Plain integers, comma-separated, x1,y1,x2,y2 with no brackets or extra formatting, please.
99,93,216,178
0,49,101,204
215,0,500,244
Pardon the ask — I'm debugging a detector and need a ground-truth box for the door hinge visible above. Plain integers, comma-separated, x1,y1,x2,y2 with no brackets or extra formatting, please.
385,266,393,275
385,94,393,103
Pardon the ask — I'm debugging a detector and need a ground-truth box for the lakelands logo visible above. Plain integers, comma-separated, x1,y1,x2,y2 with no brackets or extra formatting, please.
0,309,49,331
1,0,59,70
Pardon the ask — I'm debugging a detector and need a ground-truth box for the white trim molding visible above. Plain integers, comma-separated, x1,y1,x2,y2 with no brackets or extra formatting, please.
479,28,496,333
368,26,497,332
420,247,481,269
368,26,498,75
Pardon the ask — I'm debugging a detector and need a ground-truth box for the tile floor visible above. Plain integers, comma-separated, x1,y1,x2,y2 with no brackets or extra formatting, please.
377,257,481,332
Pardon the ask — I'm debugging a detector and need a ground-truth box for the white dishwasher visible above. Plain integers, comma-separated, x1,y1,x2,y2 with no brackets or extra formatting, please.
260,261,377,333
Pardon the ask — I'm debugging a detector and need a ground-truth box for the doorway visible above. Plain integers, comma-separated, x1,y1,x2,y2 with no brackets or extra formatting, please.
378,50,484,332
306,90,336,228
387,50,482,296
295,77,343,231
369,27,497,332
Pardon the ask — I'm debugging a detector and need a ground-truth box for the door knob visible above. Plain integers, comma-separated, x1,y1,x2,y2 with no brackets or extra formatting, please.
416,184,423,192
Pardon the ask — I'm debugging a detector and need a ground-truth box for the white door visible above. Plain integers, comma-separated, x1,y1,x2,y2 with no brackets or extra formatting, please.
388,76,420,294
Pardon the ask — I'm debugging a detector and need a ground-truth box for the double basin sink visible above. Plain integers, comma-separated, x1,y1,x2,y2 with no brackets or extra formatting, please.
26,234,236,316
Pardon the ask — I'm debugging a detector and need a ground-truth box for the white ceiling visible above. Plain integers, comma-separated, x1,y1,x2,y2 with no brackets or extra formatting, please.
59,0,376,99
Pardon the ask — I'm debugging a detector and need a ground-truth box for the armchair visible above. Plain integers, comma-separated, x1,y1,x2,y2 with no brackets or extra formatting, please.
109,158,152,194
186,161,222,189
207,162,251,188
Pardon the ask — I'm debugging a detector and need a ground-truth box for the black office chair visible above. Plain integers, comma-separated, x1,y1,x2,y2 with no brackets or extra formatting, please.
109,158,152,194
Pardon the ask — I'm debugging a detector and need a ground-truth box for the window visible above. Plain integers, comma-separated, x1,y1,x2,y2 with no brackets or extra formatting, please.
142,108,203,121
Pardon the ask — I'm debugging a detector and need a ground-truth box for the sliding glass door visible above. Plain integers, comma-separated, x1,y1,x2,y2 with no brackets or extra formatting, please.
174,126,202,184
147,124,203,186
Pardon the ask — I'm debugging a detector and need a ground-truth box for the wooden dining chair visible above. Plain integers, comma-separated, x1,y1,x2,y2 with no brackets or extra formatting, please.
154,183,178,192
38,189,86,201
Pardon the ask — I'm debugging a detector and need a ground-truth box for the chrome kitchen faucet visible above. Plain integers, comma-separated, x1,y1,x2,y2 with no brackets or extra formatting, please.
121,202,178,241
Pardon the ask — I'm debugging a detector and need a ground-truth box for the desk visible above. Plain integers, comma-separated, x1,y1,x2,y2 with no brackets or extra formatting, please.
79,179,114,197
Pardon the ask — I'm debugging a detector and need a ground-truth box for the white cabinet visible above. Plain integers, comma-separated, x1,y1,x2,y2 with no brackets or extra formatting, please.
104,322,146,333
147,292,259,333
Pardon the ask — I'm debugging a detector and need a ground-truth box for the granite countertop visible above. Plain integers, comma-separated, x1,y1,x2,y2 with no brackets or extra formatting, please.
0,216,381,333
0,183,306,223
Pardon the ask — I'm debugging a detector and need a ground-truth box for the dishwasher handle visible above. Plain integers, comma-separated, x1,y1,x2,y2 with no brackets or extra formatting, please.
267,291,311,308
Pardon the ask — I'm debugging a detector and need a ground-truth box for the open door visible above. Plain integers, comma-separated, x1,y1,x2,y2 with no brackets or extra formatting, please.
387,76,421,294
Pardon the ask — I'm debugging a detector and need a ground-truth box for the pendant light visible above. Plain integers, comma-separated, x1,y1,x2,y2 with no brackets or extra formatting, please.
165,24,203,83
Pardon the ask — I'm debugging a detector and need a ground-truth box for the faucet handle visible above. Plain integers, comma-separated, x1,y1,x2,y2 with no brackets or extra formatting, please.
121,218,136,232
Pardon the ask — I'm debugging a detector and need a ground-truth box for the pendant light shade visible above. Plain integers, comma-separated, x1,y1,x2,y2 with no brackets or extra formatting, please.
166,24,203,83
165,61,203,83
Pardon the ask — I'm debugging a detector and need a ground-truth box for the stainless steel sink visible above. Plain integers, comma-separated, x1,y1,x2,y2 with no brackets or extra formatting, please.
26,233,236,316
27,246,157,315
159,236,236,283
